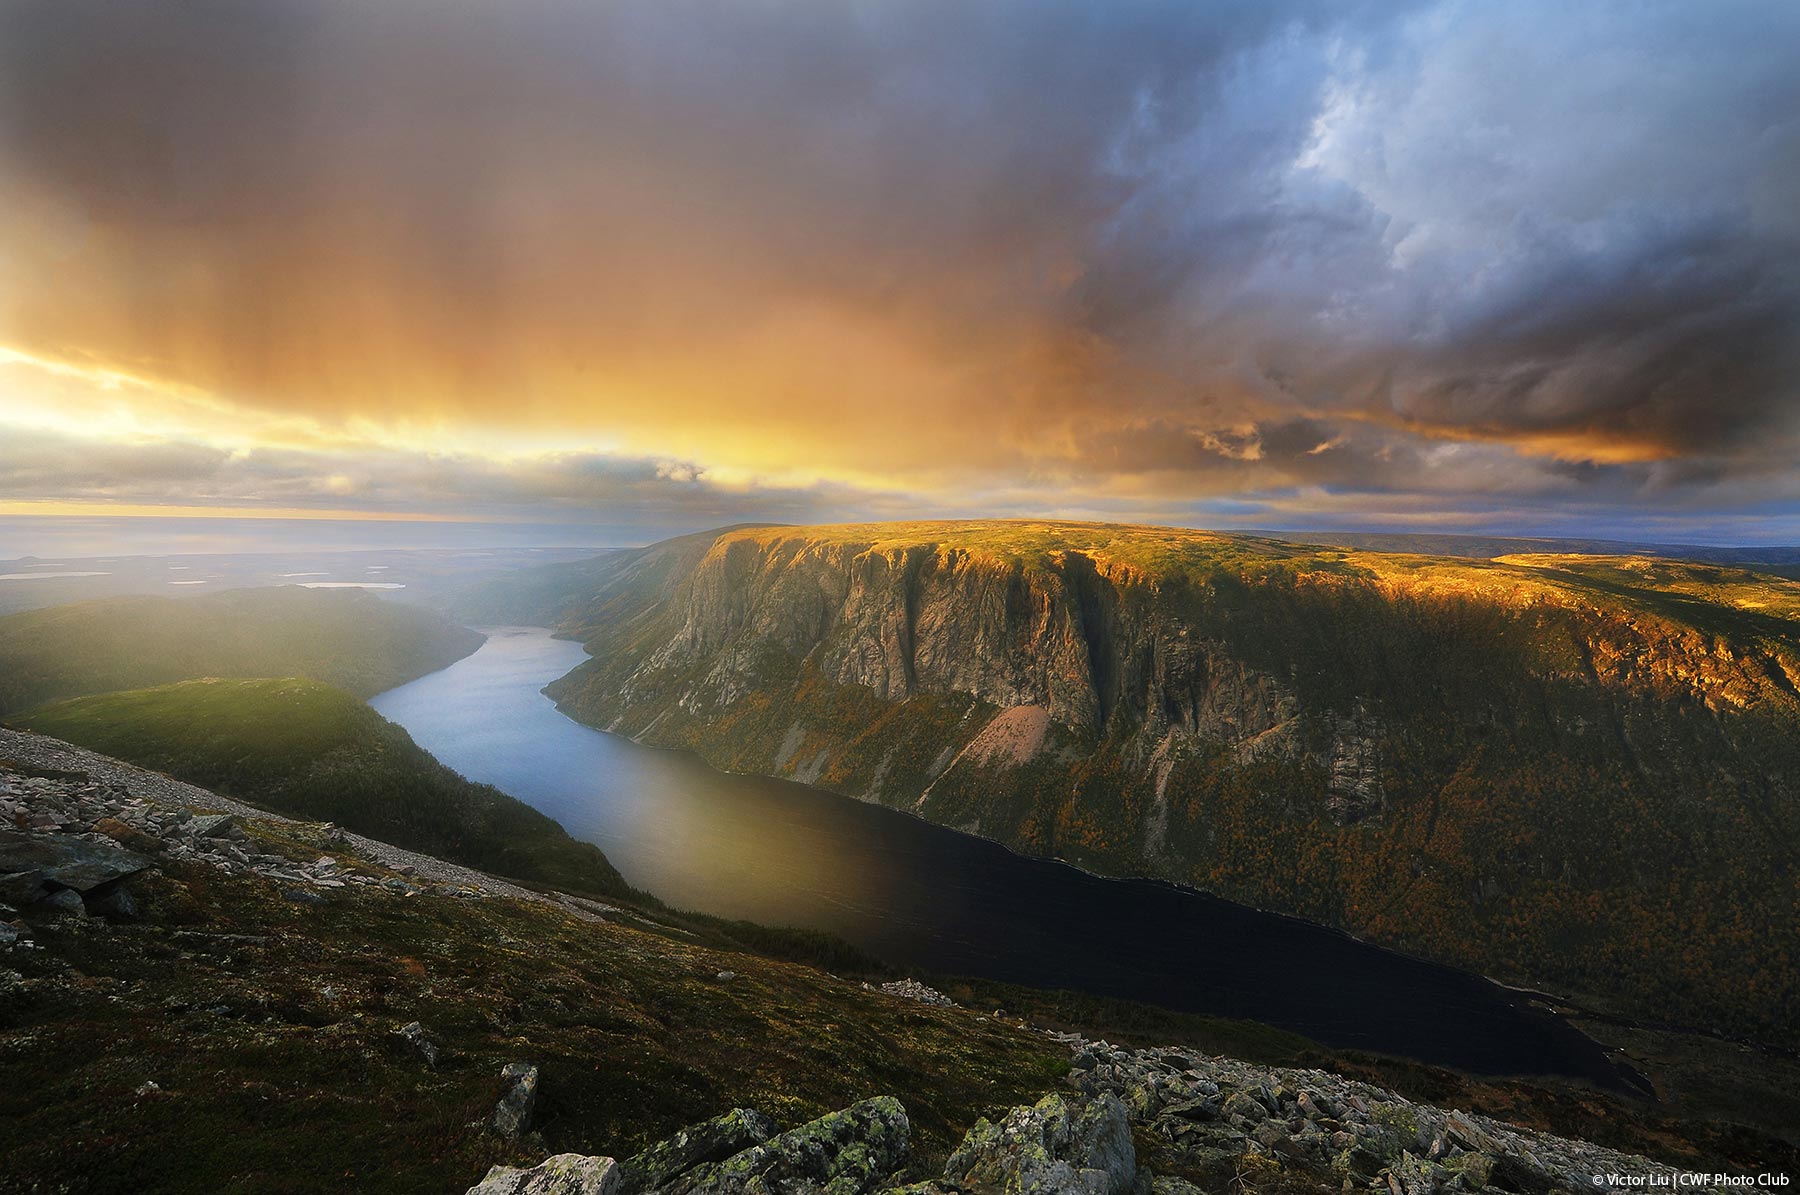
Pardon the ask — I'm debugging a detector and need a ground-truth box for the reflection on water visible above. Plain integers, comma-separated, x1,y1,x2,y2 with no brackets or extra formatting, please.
371,626,1643,1092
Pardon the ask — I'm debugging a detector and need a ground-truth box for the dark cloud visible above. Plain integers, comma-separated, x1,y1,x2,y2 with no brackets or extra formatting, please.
0,0,1796,535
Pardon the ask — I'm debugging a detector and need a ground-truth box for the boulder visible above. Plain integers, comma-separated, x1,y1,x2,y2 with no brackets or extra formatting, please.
1219,1092,1267,1125
618,1108,777,1195
88,883,140,919
93,817,160,853
1149,1180,1205,1195
0,831,152,892
663,1096,910,1195
493,1062,540,1138
35,888,86,918
467,1154,620,1195
189,814,236,838
0,870,45,907
943,1092,1135,1195
1384,1151,1445,1195
394,1021,440,1067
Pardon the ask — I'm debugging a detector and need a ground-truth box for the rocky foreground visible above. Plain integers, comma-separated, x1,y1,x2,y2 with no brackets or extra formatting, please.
465,1032,1710,1195
0,728,1761,1194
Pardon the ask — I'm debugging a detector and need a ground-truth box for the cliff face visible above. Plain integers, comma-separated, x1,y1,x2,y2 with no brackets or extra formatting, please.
650,533,1280,739
540,522,1800,1046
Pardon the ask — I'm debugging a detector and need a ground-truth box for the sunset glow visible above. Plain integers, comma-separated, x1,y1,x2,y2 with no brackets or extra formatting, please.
1,0,1797,545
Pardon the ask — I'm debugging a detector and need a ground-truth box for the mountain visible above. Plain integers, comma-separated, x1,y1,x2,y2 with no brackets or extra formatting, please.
483,521,1800,1047
1,729,1790,1191
15,677,634,901
0,586,483,716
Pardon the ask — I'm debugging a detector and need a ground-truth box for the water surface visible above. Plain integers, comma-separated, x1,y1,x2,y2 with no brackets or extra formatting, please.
372,626,1643,1092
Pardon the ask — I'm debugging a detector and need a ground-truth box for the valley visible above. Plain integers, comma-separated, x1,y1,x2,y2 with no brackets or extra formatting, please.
455,522,1800,1054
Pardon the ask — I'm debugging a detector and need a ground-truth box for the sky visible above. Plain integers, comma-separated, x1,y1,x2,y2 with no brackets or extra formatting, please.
1,0,1798,551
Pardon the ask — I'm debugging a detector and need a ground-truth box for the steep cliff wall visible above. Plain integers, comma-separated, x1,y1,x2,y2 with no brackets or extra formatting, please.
540,522,1800,1045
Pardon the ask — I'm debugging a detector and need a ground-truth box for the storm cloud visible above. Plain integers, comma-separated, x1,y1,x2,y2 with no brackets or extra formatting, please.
0,0,1796,536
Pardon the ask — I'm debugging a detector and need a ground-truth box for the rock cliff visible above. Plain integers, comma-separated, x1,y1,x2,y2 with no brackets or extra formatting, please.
528,522,1800,1047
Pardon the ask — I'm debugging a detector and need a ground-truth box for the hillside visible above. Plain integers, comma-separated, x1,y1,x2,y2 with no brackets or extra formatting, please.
1,730,1789,1192
0,586,483,716
495,521,1800,1048
14,678,635,902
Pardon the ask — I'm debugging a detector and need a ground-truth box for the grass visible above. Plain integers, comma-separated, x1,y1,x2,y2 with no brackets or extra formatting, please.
0,831,1072,1195
16,677,637,902
2,814,1791,1195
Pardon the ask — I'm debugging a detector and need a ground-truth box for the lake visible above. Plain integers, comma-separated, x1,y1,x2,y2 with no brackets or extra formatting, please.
372,626,1645,1093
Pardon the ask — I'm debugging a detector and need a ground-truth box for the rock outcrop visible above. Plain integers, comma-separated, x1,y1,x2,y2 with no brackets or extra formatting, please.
470,1154,622,1195
461,1049,1714,1195
1057,1033,1703,1193
942,1092,1135,1195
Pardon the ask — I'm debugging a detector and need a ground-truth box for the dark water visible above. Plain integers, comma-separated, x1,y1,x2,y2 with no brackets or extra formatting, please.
372,627,1644,1093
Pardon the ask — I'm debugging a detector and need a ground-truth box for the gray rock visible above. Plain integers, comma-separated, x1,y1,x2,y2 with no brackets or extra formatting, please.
188,814,236,838
0,831,152,892
0,870,46,907
1219,1092,1267,1125
493,1062,540,1138
1384,1151,1445,1195
664,1096,910,1195
943,1092,1135,1195
467,1154,621,1195
88,883,139,920
395,1021,440,1067
618,1107,777,1195
36,888,86,917
1148,1180,1204,1195
282,888,329,906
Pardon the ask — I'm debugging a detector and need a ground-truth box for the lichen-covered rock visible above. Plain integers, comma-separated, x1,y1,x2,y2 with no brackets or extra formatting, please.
662,1097,909,1195
1384,1150,1444,1195
619,1108,777,1195
493,1062,540,1139
942,1092,1135,1195
467,1153,620,1195
1148,1179,1204,1195
1048,1031,1708,1194
187,813,237,838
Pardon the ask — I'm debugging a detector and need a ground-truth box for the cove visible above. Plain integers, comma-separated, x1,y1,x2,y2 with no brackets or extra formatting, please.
372,625,1645,1094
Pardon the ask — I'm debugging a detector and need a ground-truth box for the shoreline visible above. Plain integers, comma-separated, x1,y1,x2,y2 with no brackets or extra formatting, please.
439,626,1661,1097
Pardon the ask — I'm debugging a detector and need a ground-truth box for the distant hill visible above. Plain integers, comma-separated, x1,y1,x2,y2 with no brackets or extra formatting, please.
0,586,483,715
1254,529,1800,576
439,524,773,627
482,520,1800,1047
16,676,635,901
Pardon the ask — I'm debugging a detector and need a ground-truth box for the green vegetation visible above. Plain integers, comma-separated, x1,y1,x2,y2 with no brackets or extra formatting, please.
0,829,1071,1194
0,586,483,716
17,678,636,902
518,521,1800,1051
